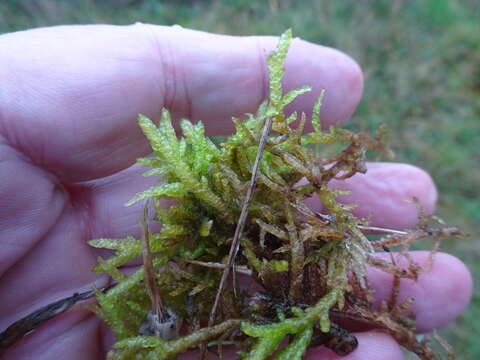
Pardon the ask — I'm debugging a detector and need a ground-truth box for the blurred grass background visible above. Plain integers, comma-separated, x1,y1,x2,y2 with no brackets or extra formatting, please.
0,0,478,358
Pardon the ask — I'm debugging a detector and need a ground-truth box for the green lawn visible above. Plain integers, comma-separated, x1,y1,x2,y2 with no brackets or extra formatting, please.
1,0,479,358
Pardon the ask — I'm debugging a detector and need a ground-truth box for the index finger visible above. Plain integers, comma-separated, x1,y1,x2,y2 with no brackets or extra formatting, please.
0,24,363,182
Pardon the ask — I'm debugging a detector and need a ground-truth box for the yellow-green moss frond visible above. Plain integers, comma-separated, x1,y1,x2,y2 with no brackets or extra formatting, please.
268,29,292,111
311,89,325,133
126,183,188,206
275,327,313,360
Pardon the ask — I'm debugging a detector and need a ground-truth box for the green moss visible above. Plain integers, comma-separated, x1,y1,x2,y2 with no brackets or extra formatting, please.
90,30,461,360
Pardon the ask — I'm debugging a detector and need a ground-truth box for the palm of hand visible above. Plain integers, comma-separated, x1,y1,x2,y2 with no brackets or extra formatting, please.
0,24,471,360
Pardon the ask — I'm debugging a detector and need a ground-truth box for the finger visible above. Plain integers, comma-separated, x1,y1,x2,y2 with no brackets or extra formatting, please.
306,162,438,229
368,251,472,333
0,24,363,182
305,331,404,360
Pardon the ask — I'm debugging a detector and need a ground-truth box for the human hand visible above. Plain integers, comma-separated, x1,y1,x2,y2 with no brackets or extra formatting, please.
0,24,472,359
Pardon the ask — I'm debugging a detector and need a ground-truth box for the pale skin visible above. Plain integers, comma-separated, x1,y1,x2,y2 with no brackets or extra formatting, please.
0,24,473,359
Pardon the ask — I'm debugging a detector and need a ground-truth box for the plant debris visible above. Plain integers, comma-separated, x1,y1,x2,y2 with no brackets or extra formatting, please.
86,30,467,359
0,287,110,355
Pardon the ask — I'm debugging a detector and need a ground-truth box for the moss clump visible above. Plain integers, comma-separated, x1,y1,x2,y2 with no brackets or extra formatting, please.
89,30,464,359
